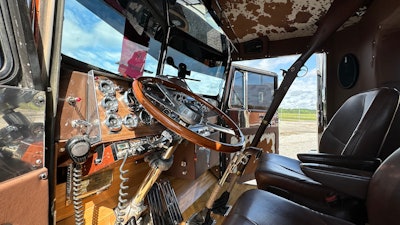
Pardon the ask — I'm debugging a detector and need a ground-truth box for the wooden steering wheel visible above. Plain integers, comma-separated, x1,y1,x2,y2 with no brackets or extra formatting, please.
132,77,244,153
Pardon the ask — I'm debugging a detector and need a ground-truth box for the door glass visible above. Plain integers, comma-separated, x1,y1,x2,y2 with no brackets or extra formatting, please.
229,69,276,110
230,70,245,109
235,54,321,159
248,72,275,110
0,86,46,182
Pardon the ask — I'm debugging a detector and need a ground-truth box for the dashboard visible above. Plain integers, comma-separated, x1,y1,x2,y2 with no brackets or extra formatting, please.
56,70,165,169
55,68,231,183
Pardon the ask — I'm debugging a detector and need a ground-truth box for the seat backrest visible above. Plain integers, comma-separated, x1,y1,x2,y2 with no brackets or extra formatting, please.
377,106,400,159
367,147,400,225
319,87,399,158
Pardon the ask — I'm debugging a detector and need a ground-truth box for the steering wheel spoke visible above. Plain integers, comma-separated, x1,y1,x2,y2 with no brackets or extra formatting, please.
155,83,178,107
133,77,244,153
205,122,236,136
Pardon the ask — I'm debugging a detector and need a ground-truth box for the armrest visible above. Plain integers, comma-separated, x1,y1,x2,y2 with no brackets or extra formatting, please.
297,153,382,172
300,163,373,199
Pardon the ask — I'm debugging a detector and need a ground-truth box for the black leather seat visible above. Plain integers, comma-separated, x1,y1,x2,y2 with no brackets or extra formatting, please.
255,87,400,222
223,147,400,225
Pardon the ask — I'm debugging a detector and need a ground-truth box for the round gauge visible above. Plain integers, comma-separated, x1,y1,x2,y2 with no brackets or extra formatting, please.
123,88,140,112
98,79,116,96
105,113,122,132
101,96,118,112
139,110,154,125
123,114,139,130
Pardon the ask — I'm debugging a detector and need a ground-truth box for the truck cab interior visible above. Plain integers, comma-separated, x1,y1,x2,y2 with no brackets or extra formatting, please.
1,0,400,225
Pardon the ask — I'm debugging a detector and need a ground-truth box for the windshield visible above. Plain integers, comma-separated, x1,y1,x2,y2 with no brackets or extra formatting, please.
140,37,226,96
171,0,225,52
61,0,228,97
61,0,124,73
161,46,225,96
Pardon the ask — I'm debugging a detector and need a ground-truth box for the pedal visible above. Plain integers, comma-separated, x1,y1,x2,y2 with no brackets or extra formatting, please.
159,180,183,224
211,191,232,216
186,209,216,225
146,180,183,225
147,184,168,225
213,205,232,217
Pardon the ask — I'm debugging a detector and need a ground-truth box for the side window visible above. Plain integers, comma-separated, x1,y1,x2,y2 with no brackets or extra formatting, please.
229,67,276,111
248,72,275,110
230,70,245,108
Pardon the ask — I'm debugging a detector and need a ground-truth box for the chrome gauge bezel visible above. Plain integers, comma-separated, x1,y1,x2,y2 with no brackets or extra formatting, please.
122,114,139,130
101,95,119,112
139,110,154,125
105,113,122,132
122,88,140,112
98,79,116,96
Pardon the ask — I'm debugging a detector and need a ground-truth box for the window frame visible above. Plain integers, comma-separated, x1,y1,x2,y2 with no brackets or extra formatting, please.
228,64,278,112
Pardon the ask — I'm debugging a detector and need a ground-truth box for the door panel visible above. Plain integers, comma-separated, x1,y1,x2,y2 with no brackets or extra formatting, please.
227,64,279,181
0,168,49,225
0,86,47,224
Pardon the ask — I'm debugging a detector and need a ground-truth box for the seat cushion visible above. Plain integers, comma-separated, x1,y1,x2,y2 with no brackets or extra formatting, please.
222,190,353,225
255,154,368,223
255,153,332,200
222,189,354,225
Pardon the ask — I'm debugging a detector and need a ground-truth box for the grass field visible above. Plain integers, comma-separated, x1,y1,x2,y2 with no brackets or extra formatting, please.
278,108,317,121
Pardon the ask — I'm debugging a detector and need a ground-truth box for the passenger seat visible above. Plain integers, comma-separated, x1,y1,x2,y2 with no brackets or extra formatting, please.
222,146,400,225
255,87,400,223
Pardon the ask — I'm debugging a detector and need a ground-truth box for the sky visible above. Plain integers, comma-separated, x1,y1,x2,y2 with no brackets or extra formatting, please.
236,55,319,110
61,0,124,73
61,0,319,110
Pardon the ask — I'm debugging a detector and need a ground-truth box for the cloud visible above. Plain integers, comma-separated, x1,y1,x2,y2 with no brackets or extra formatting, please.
280,67,318,109
61,0,319,108
235,55,318,109
61,0,123,73
236,55,299,74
